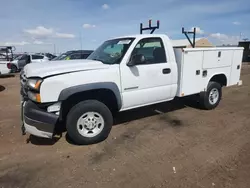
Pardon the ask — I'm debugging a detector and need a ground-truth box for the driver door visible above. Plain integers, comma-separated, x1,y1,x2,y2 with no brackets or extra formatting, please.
120,37,173,110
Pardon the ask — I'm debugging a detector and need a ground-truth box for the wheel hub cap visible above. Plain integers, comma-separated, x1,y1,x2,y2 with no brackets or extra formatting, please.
209,88,219,105
77,112,104,138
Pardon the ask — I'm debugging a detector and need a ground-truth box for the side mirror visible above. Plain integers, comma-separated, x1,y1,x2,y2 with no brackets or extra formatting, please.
127,54,145,67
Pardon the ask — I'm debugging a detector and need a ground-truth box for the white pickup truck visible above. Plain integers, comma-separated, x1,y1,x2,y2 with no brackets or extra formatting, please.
20,34,243,145
0,60,11,75
0,47,13,75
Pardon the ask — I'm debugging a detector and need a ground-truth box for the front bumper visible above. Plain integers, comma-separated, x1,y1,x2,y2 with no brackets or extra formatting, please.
22,100,59,138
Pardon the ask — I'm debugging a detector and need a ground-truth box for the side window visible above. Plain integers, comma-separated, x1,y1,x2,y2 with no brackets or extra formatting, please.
0,53,6,61
131,38,167,64
32,55,43,59
69,53,82,60
81,54,90,59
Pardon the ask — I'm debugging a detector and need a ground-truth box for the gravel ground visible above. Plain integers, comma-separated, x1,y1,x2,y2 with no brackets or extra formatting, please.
0,65,250,188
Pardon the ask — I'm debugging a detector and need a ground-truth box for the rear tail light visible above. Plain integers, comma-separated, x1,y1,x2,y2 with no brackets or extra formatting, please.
7,63,11,69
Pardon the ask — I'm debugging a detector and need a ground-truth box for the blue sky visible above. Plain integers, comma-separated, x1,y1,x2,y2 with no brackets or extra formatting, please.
0,0,249,53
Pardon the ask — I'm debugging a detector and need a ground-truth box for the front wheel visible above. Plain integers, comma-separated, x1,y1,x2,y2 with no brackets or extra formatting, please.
66,100,113,145
200,81,222,110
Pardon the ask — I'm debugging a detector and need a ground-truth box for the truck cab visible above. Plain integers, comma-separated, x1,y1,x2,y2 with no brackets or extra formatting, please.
20,33,243,145
89,34,178,110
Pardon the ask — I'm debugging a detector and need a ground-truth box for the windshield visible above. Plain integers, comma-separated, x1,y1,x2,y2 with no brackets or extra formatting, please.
15,55,24,60
87,38,135,64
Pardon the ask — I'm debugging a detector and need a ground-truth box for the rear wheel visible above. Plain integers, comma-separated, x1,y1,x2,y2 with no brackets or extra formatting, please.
66,100,113,145
200,81,222,110
11,65,18,73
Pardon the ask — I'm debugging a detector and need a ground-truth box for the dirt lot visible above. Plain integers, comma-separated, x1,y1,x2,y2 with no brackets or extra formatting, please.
0,65,250,188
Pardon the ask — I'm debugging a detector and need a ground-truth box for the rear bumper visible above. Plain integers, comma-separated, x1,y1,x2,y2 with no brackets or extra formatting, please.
22,100,58,138
0,68,11,75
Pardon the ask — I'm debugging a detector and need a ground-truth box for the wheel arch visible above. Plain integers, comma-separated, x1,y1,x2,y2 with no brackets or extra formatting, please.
58,82,122,120
208,73,228,88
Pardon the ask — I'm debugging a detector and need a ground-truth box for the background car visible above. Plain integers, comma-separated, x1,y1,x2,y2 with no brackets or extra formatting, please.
8,54,49,72
52,50,93,61
0,46,14,75
36,53,57,60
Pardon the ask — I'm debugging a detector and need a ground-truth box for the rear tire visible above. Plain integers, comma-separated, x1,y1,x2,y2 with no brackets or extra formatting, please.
200,81,222,110
66,100,113,145
11,65,18,73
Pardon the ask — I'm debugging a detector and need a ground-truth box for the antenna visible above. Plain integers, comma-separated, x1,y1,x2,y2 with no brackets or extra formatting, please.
182,27,196,48
140,20,160,34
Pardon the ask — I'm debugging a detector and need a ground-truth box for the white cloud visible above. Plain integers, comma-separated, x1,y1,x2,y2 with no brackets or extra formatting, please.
24,26,54,38
233,21,241,25
55,32,75,38
209,33,228,40
33,40,44,44
82,24,96,29
102,4,110,10
4,41,30,46
190,27,204,34
209,33,240,45
24,26,75,40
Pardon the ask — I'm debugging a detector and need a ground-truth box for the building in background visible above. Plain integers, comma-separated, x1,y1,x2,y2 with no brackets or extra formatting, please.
171,38,214,48
238,41,250,62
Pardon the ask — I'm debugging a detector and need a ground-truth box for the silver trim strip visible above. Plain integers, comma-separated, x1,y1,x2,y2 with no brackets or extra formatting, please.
124,86,139,90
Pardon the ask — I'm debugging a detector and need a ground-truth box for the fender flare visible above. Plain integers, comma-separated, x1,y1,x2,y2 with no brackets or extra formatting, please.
58,82,122,110
206,72,228,89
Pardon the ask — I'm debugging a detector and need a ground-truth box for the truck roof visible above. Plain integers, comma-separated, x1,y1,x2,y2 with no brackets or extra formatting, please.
239,41,250,43
110,34,169,40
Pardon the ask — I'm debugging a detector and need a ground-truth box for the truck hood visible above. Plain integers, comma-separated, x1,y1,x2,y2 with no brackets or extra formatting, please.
23,59,109,78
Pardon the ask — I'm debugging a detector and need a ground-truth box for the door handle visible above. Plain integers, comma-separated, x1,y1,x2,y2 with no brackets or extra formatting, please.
162,68,171,74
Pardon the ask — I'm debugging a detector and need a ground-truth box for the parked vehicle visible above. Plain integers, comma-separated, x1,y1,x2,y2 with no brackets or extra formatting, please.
36,53,57,60
52,50,93,61
20,22,243,145
0,46,14,75
7,54,24,73
238,41,250,62
8,54,49,72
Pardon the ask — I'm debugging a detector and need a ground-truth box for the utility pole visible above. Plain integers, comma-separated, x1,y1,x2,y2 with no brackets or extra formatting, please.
53,44,56,55
80,30,83,50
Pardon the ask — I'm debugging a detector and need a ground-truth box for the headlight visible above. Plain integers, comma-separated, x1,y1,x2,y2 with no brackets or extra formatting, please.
28,91,41,103
27,78,43,91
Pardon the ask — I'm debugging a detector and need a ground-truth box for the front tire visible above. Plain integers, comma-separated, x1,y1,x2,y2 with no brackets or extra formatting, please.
200,81,222,110
66,100,113,145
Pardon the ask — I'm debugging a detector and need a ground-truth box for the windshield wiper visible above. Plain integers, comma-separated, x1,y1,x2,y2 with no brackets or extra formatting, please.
91,58,104,63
